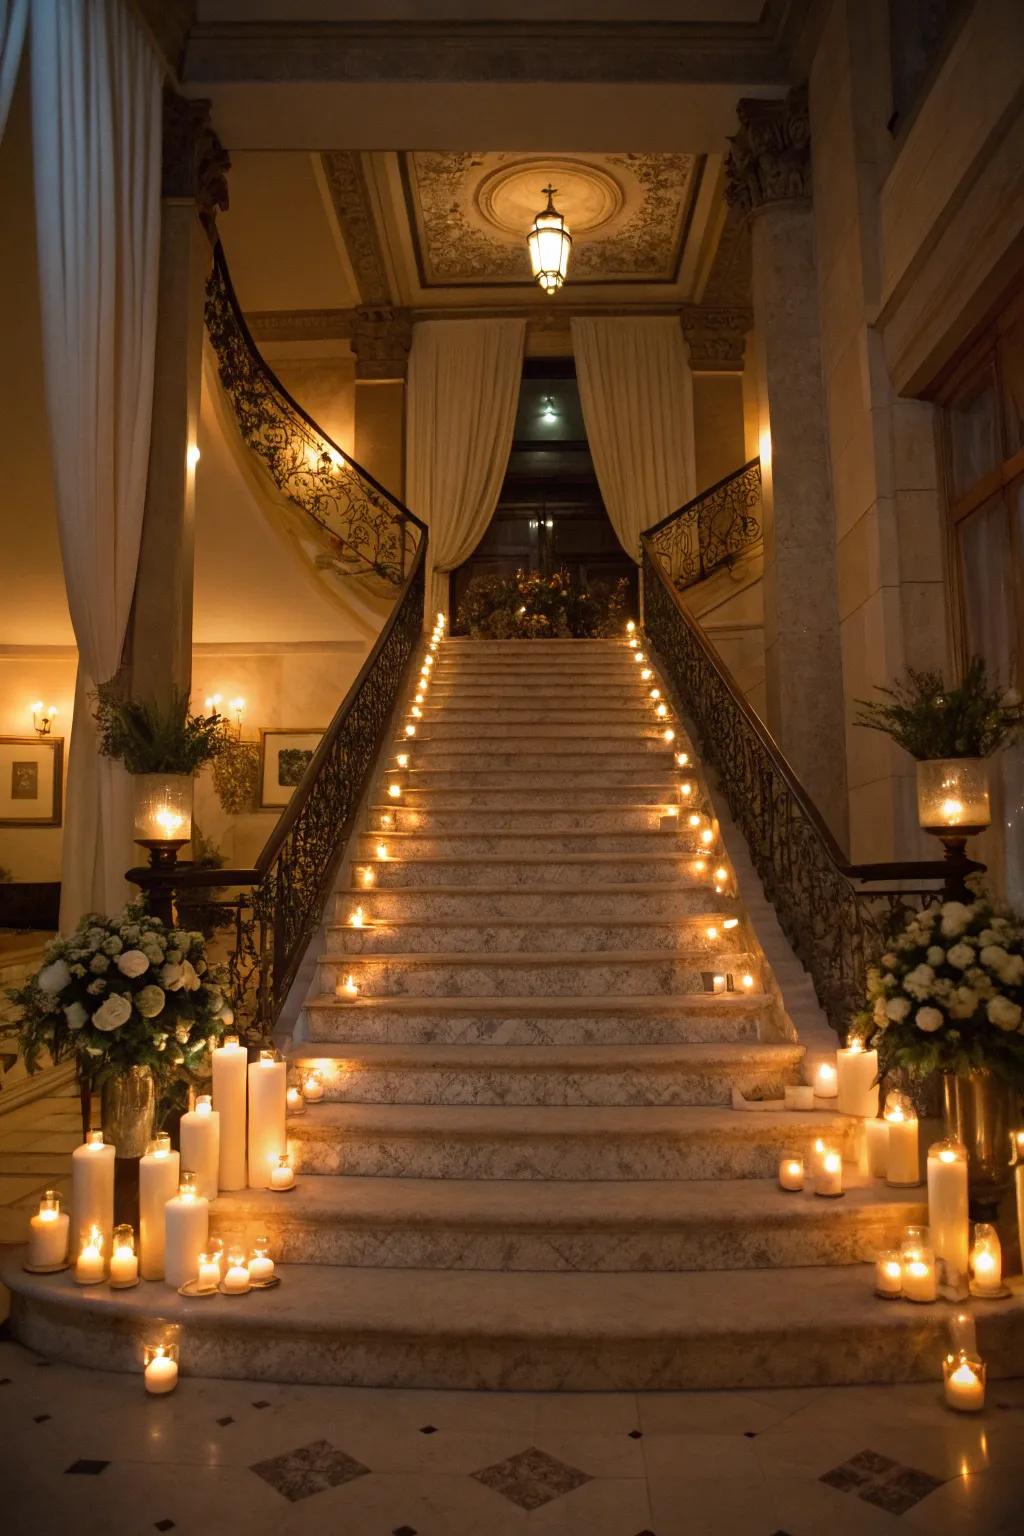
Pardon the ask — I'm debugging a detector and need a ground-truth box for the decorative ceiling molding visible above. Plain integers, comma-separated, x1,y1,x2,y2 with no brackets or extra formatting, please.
724,84,811,216
320,152,394,306
162,90,230,231
246,310,354,343
701,208,752,307
402,152,700,290
185,6,811,85
681,305,753,369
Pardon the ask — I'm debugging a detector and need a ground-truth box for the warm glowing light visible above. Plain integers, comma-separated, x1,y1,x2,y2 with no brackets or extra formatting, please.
396,753,409,769
700,827,713,844
338,974,359,1000
349,907,365,928
664,805,678,819
388,783,402,799
663,728,675,743
723,917,739,930
405,724,416,737
154,807,184,838
706,926,719,940
741,973,754,988
626,621,636,634
676,752,689,767
633,652,644,664
680,782,693,797
204,694,222,711
411,705,422,719
360,867,375,886
527,184,572,295
714,866,728,882
649,688,661,700
380,813,394,829
656,703,668,718
187,444,201,469
688,813,701,827
940,797,964,822
693,859,706,873
375,841,388,859
641,669,653,681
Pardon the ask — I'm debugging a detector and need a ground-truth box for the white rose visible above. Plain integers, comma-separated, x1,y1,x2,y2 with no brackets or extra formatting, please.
116,949,150,978
92,993,132,1032
947,943,976,971
926,946,946,967
915,1006,944,1033
885,996,911,1022
949,987,978,1020
940,902,972,938
986,996,1022,1032
180,959,201,992
160,962,185,991
135,985,166,1019
64,1001,88,1030
37,958,72,994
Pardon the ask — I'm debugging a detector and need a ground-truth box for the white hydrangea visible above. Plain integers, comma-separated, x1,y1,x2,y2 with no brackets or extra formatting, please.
987,996,1022,1032
63,1001,87,1030
116,949,150,978
946,942,976,970
37,958,72,994
940,901,972,938
926,946,946,967
915,1006,944,1033
948,987,979,1020
885,996,911,1022
903,963,935,1000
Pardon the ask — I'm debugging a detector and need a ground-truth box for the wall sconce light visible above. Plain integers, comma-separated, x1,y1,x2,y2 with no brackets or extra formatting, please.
203,693,222,715
186,444,201,470
31,701,58,737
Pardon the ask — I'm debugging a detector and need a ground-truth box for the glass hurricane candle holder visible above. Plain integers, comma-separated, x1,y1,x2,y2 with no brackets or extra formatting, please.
778,1156,804,1192
249,1237,275,1284
223,1247,251,1293
901,1246,937,1303
196,1250,221,1292
286,1084,305,1115
270,1153,295,1191
916,758,991,833
814,1148,844,1198
943,1351,986,1412
969,1222,1007,1298
143,1342,179,1395
814,1062,838,1099
109,1224,139,1288
75,1226,106,1285
874,1249,902,1299
302,1069,325,1103
132,773,193,847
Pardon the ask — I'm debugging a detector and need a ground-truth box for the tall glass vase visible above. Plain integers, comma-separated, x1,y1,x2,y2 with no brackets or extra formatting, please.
942,1070,1018,1220
100,1065,156,1158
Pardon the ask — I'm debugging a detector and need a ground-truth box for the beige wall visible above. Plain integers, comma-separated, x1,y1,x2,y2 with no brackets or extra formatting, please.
691,373,747,493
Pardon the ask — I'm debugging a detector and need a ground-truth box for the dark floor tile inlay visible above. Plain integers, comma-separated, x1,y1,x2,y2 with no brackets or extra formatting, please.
820,1450,942,1515
418,1425,438,1435
216,1416,234,1427
743,1431,758,1438
251,1439,371,1503
33,1414,51,1423
628,1429,643,1440
472,1446,591,1512
252,1400,271,1409
0,1377,10,1386
65,1459,110,1475
154,1522,176,1532
392,1527,418,1535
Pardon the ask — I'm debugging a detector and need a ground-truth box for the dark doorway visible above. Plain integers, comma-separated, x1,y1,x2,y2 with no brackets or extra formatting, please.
449,359,638,620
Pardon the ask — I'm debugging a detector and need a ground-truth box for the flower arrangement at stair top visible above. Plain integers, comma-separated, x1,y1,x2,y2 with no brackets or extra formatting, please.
454,568,630,639
860,896,1024,1084
8,903,231,1088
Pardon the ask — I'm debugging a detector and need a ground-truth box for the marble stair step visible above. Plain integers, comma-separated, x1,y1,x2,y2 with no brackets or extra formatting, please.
415,707,663,725
332,884,729,923
400,747,678,771
389,787,685,808
10,1253,1021,1391
316,949,756,999
208,1175,926,1273
367,804,695,832
303,992,774,1045
287,1104,857,1181
423,685,651,704
327,915,742,955
357,829,706,858
286,1040,800,1106
404,721,675,741
353,854,720,888
389,765,682,787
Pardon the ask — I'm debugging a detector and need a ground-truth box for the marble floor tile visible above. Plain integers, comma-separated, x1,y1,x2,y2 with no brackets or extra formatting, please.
641,1429,766,1484
647,1472,782,1535
637,1387,797,1438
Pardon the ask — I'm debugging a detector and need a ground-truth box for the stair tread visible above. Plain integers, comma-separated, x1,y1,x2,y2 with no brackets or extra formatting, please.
288,1103,838,1135
210,1173,918,1227
320,949,749,965
306,992,769,1013
290,1041,802,1066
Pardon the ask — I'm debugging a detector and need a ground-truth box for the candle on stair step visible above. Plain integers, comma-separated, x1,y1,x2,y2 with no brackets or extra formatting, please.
75,1225,105,1285
885,1092,920,1186
212,1034,247,1191
71,1131,115,1259
109,1224,139,1287
778,1156,804,1191
813,1061,838,1100
874,1249,902,1298
865,1117,889,1178
927,1138,969,1299
901,1228,936,1302
814,1147,844,1197
28,1189,69,1268
164,1172,209,1289
179,1094,220,1201
247,1051,286,1191
969,1223,1005,1298
139,1133,180,1280
836,1039,878,1118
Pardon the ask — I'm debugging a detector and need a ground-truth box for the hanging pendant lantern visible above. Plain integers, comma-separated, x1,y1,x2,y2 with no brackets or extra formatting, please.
527,185,572,295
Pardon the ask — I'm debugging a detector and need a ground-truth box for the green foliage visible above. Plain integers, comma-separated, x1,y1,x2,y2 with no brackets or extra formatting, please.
455,568,630,640
855,658,1023,760
212,740,260,815
93,685,232,775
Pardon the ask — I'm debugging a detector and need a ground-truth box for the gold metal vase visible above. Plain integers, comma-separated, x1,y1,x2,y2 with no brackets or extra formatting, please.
942,1069,1019,1220
100,1065,156,1158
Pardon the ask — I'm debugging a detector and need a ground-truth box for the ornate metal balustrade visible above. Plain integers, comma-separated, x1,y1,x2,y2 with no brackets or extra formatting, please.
205,241,419,585
645,459,762,591
130,532,427,1040
640,537,960,1035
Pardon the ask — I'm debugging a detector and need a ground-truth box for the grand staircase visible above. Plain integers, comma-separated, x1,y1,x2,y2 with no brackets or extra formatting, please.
8,634,1024,1387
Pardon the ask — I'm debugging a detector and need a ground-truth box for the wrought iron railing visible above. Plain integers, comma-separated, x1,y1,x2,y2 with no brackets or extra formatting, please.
205,241,419,585
640,536,964,1035
645,458,762,591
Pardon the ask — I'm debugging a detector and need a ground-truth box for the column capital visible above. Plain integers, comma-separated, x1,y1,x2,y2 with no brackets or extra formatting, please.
351,306,413,380
162,90,230,233
724,85,810,217
681,306,752,370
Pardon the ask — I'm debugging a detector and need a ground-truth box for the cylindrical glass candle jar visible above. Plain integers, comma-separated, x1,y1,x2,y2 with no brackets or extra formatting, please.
132,773,194,844
916,758,991,832
943,1352,986,1412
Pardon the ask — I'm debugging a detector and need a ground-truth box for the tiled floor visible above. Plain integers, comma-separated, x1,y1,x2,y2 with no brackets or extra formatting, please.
0,1337,1022,1535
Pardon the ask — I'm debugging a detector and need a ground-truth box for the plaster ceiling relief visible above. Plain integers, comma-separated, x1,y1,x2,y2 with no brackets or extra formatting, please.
402,151,700,288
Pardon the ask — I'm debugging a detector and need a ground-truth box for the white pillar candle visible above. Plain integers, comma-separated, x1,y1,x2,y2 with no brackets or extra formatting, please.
222,1248,250,1293
269,1153,295,1191
814,1148,844,1197
75,1227,106,1285
109,1225,139,1287
813,1061,838,1099
144,1345,179,1395
927,1138,969,1299
969,1222,1004,1298
139,1133,180,1281
1013,1130,1024,1279
196,1251,221,1292
865,1117,889,1178
71,1131,115,1257
778,1156,804,1191
164,1172,210,1290
874,1250,902,1298
247,1051,286,1191
248,1238,275,1283
179,1095,220,1201
943,1353,985,1412
27,1190,69,1268
836,1042,879,1118
902,1248,937,1302
212,1035,248,1191
885,1094,920,1186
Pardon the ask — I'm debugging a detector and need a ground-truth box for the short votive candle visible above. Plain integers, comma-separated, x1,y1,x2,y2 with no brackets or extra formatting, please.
814,1061,838,1099
338,974,359,1000
302,1069,325,1103
75,1226,105,1285
143,1343,179,1396
109,1224,138,1287
902,1247,937,1303
874,1250,903,1298
969,1223,1004,1298
270,1153,295,1191
222,1247,251,1293
778,1156,804,1192
943,1352,985,1412
196,1251,221,1292
28,1189,69,1268
286,1085,304,1113
815,1148,844,1197
249,1237,275,1284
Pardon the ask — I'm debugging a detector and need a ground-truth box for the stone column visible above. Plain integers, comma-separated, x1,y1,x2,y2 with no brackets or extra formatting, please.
124,93,229,706
725,87,849,844
352,305,411,502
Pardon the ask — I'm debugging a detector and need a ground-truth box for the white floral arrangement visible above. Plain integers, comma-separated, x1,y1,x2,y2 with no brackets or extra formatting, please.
863,896,1024,1081
8,903,232,1087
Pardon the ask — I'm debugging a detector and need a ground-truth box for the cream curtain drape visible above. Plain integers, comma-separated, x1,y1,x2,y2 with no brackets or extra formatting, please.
0,0,28,138
571,317,696,562
406,319,526,619
31,0,162,927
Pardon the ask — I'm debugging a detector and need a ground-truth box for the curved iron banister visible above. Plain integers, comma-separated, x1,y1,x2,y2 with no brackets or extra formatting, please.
204,241,425,585
130,538,427,1036
640,536,959,1034
645,458,762,590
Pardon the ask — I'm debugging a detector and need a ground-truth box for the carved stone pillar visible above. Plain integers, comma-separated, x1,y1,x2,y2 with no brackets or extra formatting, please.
124,92,228,706
725,86,848,842
352,305,411,501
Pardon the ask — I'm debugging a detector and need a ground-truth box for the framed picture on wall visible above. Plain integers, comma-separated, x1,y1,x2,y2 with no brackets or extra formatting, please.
259,729,325,809
0,737,64,827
